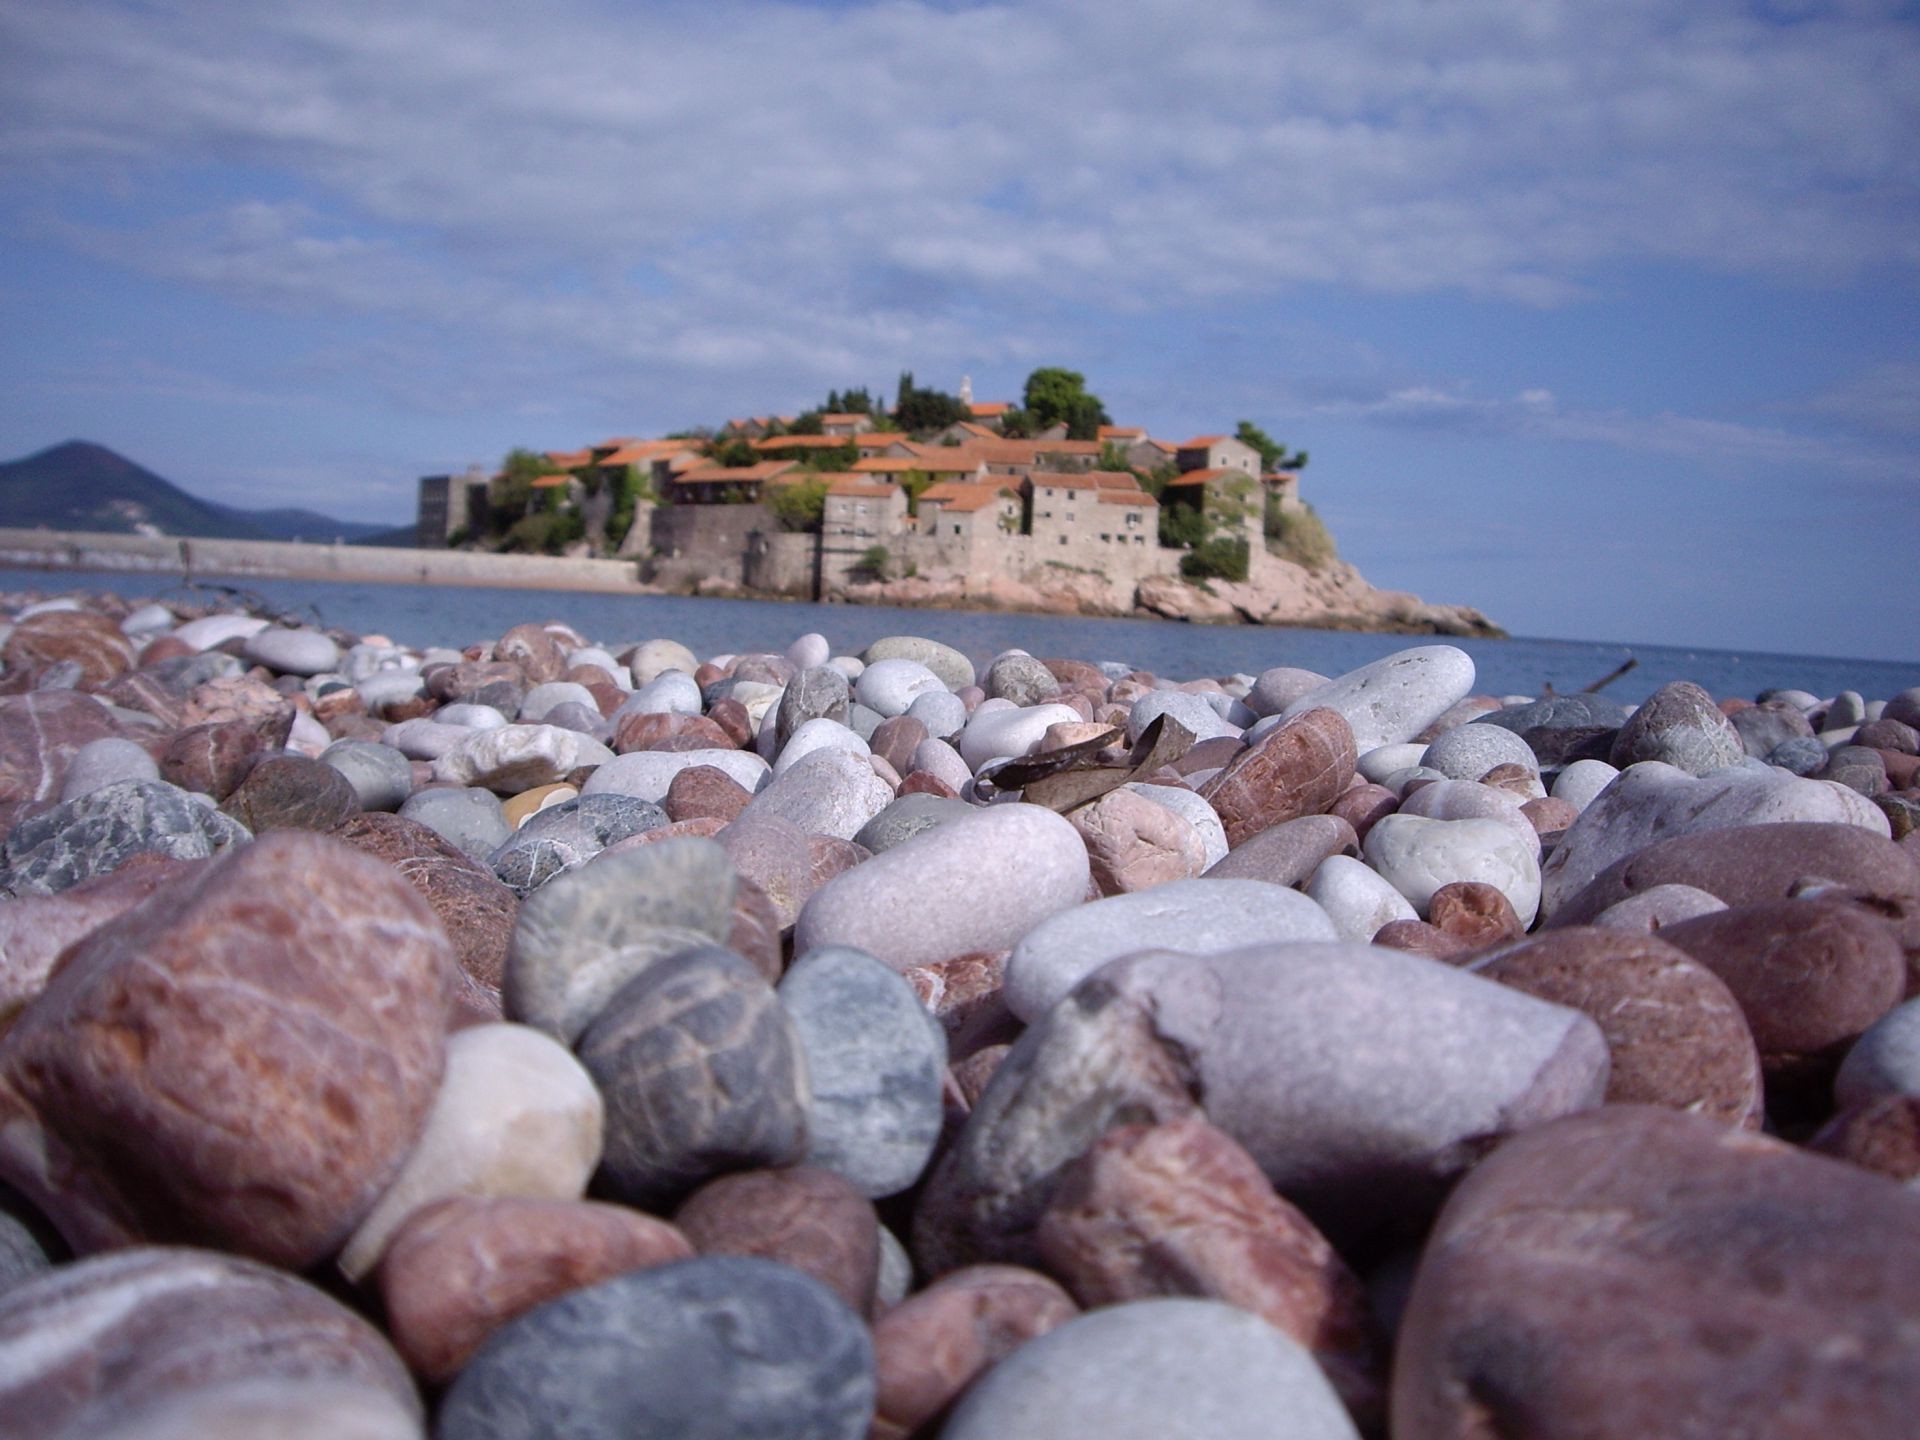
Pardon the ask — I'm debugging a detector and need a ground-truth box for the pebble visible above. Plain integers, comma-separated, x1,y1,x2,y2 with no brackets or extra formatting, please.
322,737,415,811
736,745,892,841
1004,877,1341,1023
1278,644,1476,751
863,634,974,688
1199,706,1356,847
436,1256,874,1440
1420,719,1539,781
0,778,251,897
1591,881,1729,931
398,784,511,858
958,701,1083,770
55,736,158,802
1306,852,1420,941
582,746,769,802
779,945,946,1196
433,723,615,793
486,792,667,894
1362,812,1542,927
673,1167,879,1316
220,753,361,833
1070,784,1208,894
941,1297,1361,1440
1834,997,1920,1106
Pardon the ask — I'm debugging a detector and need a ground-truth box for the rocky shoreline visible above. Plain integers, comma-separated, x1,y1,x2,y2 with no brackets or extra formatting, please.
2,586,1917,1438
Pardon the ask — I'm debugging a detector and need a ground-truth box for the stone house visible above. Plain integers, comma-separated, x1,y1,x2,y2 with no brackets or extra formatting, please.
821,476,910,588
1175,435,1261,477
851,453,990,486
671,460,797,505
819,412,876,438
916,480,1022,577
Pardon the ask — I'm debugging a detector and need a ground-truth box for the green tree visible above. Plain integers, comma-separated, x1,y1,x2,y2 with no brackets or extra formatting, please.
891,371,970,434
1023,368,1110,438
1181,536,1250,583
786,410,825,436
854,544,893,582
767,475,830,533
712,438,758,468
1235,420,1309,472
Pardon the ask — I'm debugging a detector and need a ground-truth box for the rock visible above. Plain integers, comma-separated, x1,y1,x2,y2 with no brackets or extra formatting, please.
774,666,851,748
1035,1117,1382,1424
851,791,970,855
322,738,415,811
735,747,892,842
902,950,1016,1060
855,658,948,718
1070,784,1209,894
1539,766,1891,921
0,1183,58,1294
1655,899,1906,1105
1607,683,1746,774
1198,708,1356,848
612,709,735,754
1362,812,1542,927
1807,1093,1920,1181
0,857,201,1022
435,1255,874,1440
1731,698,1818,758
577,946,810,1209
583,747,768,803
499,781,577,829
1124,782,1228,869
55,736,158,802
1421,721,1539,781
958,703,1083,771
518,680,599,723
941,1297,1360,1440
916,942,1606,1269
673,1167,879,1316
171,613,270,650
0,831,452,1267
1475,693,1627,768
0,1247,421,1440
379,1195,692,1386
1005,877,1340,1023
182,672,293,734
984,653,1061,706
1468,927,1765,1128
863,635,974,689
779,946,946,1197
1834,997,1920,1107
487,793,667,895
1591,882,1729,932
663,764,752,825
0,691,123,831
0,778,250,897
1125,689,1241,744
1204,813,1357,886
906,688,967,738
795,804,1089,971
1371,918,1474,960
772,717,870,778
2,608,135,687
494,622,568,683
505,837,736,1043
219,754,361,832
338,1023,604,1281
1278,645,1475,752
625,638,699,686
432,724,614,794
398,786,511,860
1393,1106,1920,1439
869,1266,1079,1440
1427,880,1524,948
1246,665,1332,717
240,626,340,676
1306,853,1420,941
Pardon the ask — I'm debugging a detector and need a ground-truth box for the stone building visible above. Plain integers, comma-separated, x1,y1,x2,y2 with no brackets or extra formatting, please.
916,480,1022,578
415,465,490,546
1175,435,1261,477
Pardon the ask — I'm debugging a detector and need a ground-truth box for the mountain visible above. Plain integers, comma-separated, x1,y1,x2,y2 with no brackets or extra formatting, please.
0,441,394,543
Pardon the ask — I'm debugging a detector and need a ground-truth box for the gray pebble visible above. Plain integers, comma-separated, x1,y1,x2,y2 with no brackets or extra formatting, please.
56,738,159,803
862,636,975,689
399,786,511,860
488,793,668,895
852,793,972,855
0,780,250,897
321,739,414,812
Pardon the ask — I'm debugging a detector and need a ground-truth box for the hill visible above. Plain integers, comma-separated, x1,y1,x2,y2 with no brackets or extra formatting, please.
0,441,389,543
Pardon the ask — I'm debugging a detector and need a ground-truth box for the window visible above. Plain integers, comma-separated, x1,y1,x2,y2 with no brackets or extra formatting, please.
1058,536,1067,546
952,522,962,536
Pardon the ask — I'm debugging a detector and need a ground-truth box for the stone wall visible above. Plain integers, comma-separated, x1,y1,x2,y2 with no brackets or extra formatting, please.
645,503,778,588
745,532,817,598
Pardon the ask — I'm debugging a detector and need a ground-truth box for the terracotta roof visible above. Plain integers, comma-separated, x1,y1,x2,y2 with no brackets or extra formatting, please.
1178,435,1229,449
955,422,1000,439
969,402,1011,417
750,434,856,450
853,432,910,450
675,460,797,484
529,473,572,489
827,477,898,498
853,454,986,475
1099,425,1147,440
1029,471,1100,492
1263,470,1300,484
928,488,1006,513
1164,466,1240,487
1098,491,1157,507
599,440,695,467
544,449,593,469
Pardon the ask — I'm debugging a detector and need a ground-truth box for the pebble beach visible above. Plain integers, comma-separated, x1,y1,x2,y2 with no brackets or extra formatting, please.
2,584,1919,1439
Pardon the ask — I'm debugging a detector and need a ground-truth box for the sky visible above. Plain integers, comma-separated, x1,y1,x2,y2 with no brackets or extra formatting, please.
1,0,1916,661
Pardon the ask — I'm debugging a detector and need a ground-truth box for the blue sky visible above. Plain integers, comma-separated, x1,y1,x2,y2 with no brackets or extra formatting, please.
1,0,1916,659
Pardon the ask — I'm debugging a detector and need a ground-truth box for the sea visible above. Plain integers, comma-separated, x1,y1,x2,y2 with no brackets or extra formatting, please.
3,565,1916,706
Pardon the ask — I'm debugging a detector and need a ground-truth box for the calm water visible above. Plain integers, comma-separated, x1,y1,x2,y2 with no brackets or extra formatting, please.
4,566,1916,705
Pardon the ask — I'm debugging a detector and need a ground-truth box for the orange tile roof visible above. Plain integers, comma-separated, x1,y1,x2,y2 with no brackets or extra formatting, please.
599,440,696,467
929,488,1007,513
955,422,1000,439
853,432,909,450
1164,466,1239,487
1029,471,1099,492
1098,491,1157,507
544,449,593,469
969,402,1011,417
750,434,856,450
529,473,572,489
675,460,797,483
1179,435,1229,449
1098,425,1147,440
827,477,898,498
853,454,986,475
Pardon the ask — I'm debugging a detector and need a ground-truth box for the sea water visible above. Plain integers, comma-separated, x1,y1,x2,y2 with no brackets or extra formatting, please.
2,567,1914,706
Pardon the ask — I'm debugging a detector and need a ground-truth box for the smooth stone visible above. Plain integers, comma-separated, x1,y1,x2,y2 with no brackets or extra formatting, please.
1467,927,1765,1128
1124,782,1229,870
1656,899,1907,1101
1071,785,1209,895
432,725,615,794
4,609,136,686
354,669,428,715
240,626,341,676
1421,721,1539,781
0,1247,421,1440
329,812,518,1008
1474,693,1627,767
1199,707,1357,848
1731,699,1818,758
1125,689,1241,744
908,735,972,792
381,1195,691,1385
577,946,809,1209
1203,813,1358,887
775,666,851,748
1835,997,1920,1106
786,633,831,670
1356,742,1427,784
941,1298,1360,1440
851,792,971,855
716,812,816,928
0,691,125,831
1306,853,1421,941
338,1023,603,1281
1394,777,1540,856
958,702,1082,771
795,805,1090,972
862,635,974,689
438,702,510,730
384,717,475,760
617,669,706,723
1372,918,1474,961
1278,645,1476,752
0,857,202,1025
436,1255,872,1440
518,680,598,723
1538,763,1891,920
854,658,948,718
1807,1092,1920,1181
664,764,751,824
1005,877,1340,1024
486,793,667,895
0,779,251,898
1393,1106,1920,1439
0,831,452,1267
868,714,928,774
905,688,966,738
505,837,736,1043
1550,757,1619,810
1425,879,1524,948
1363,813,1542,927
172,613,271,650
1035,1117,1382,1426
779,946,946,1197
1246,665,1333,717
55,737,158,803
916,942,1606,1267
499,781,577,829
869,1266,1079,1440
986,653,1062,706
735,746,893,842
626,639,699,686
583,747,768,803
772,717,869,778
398,786,510,860
1592,882,1729,932
220,754,361,833
322,738,415,811
673,1167,879,1316
901,950,1017,1060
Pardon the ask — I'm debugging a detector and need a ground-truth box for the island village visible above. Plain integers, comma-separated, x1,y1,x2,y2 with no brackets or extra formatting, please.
416,370,1498,637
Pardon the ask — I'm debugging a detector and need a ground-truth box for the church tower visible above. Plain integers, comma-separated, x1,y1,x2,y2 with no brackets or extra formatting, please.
959,375,973,407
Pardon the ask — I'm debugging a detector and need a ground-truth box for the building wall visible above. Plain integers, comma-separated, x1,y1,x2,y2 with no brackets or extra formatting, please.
744,531,817,597
645,502,779,587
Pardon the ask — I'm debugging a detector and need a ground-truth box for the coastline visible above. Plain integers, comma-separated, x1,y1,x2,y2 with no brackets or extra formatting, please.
0,526,1505,639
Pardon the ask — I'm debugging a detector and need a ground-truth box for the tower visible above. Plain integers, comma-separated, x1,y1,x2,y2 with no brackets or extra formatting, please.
959,375,973,407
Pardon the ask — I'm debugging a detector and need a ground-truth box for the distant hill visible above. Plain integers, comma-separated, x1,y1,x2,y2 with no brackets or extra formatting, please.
0,441,396,543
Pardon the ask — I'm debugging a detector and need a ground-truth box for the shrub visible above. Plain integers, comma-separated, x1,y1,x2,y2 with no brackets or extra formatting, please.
1265,499,1337,570
854,544,893,582
768,476,830,533
1181,536,1249,583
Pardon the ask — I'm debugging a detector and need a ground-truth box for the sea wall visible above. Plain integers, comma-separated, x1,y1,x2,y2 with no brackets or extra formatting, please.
0,529,648,594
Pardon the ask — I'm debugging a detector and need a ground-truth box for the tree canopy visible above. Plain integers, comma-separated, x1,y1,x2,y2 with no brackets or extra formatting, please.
1235,420,1308,472
891,371,971,434
1023,367,1111,440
